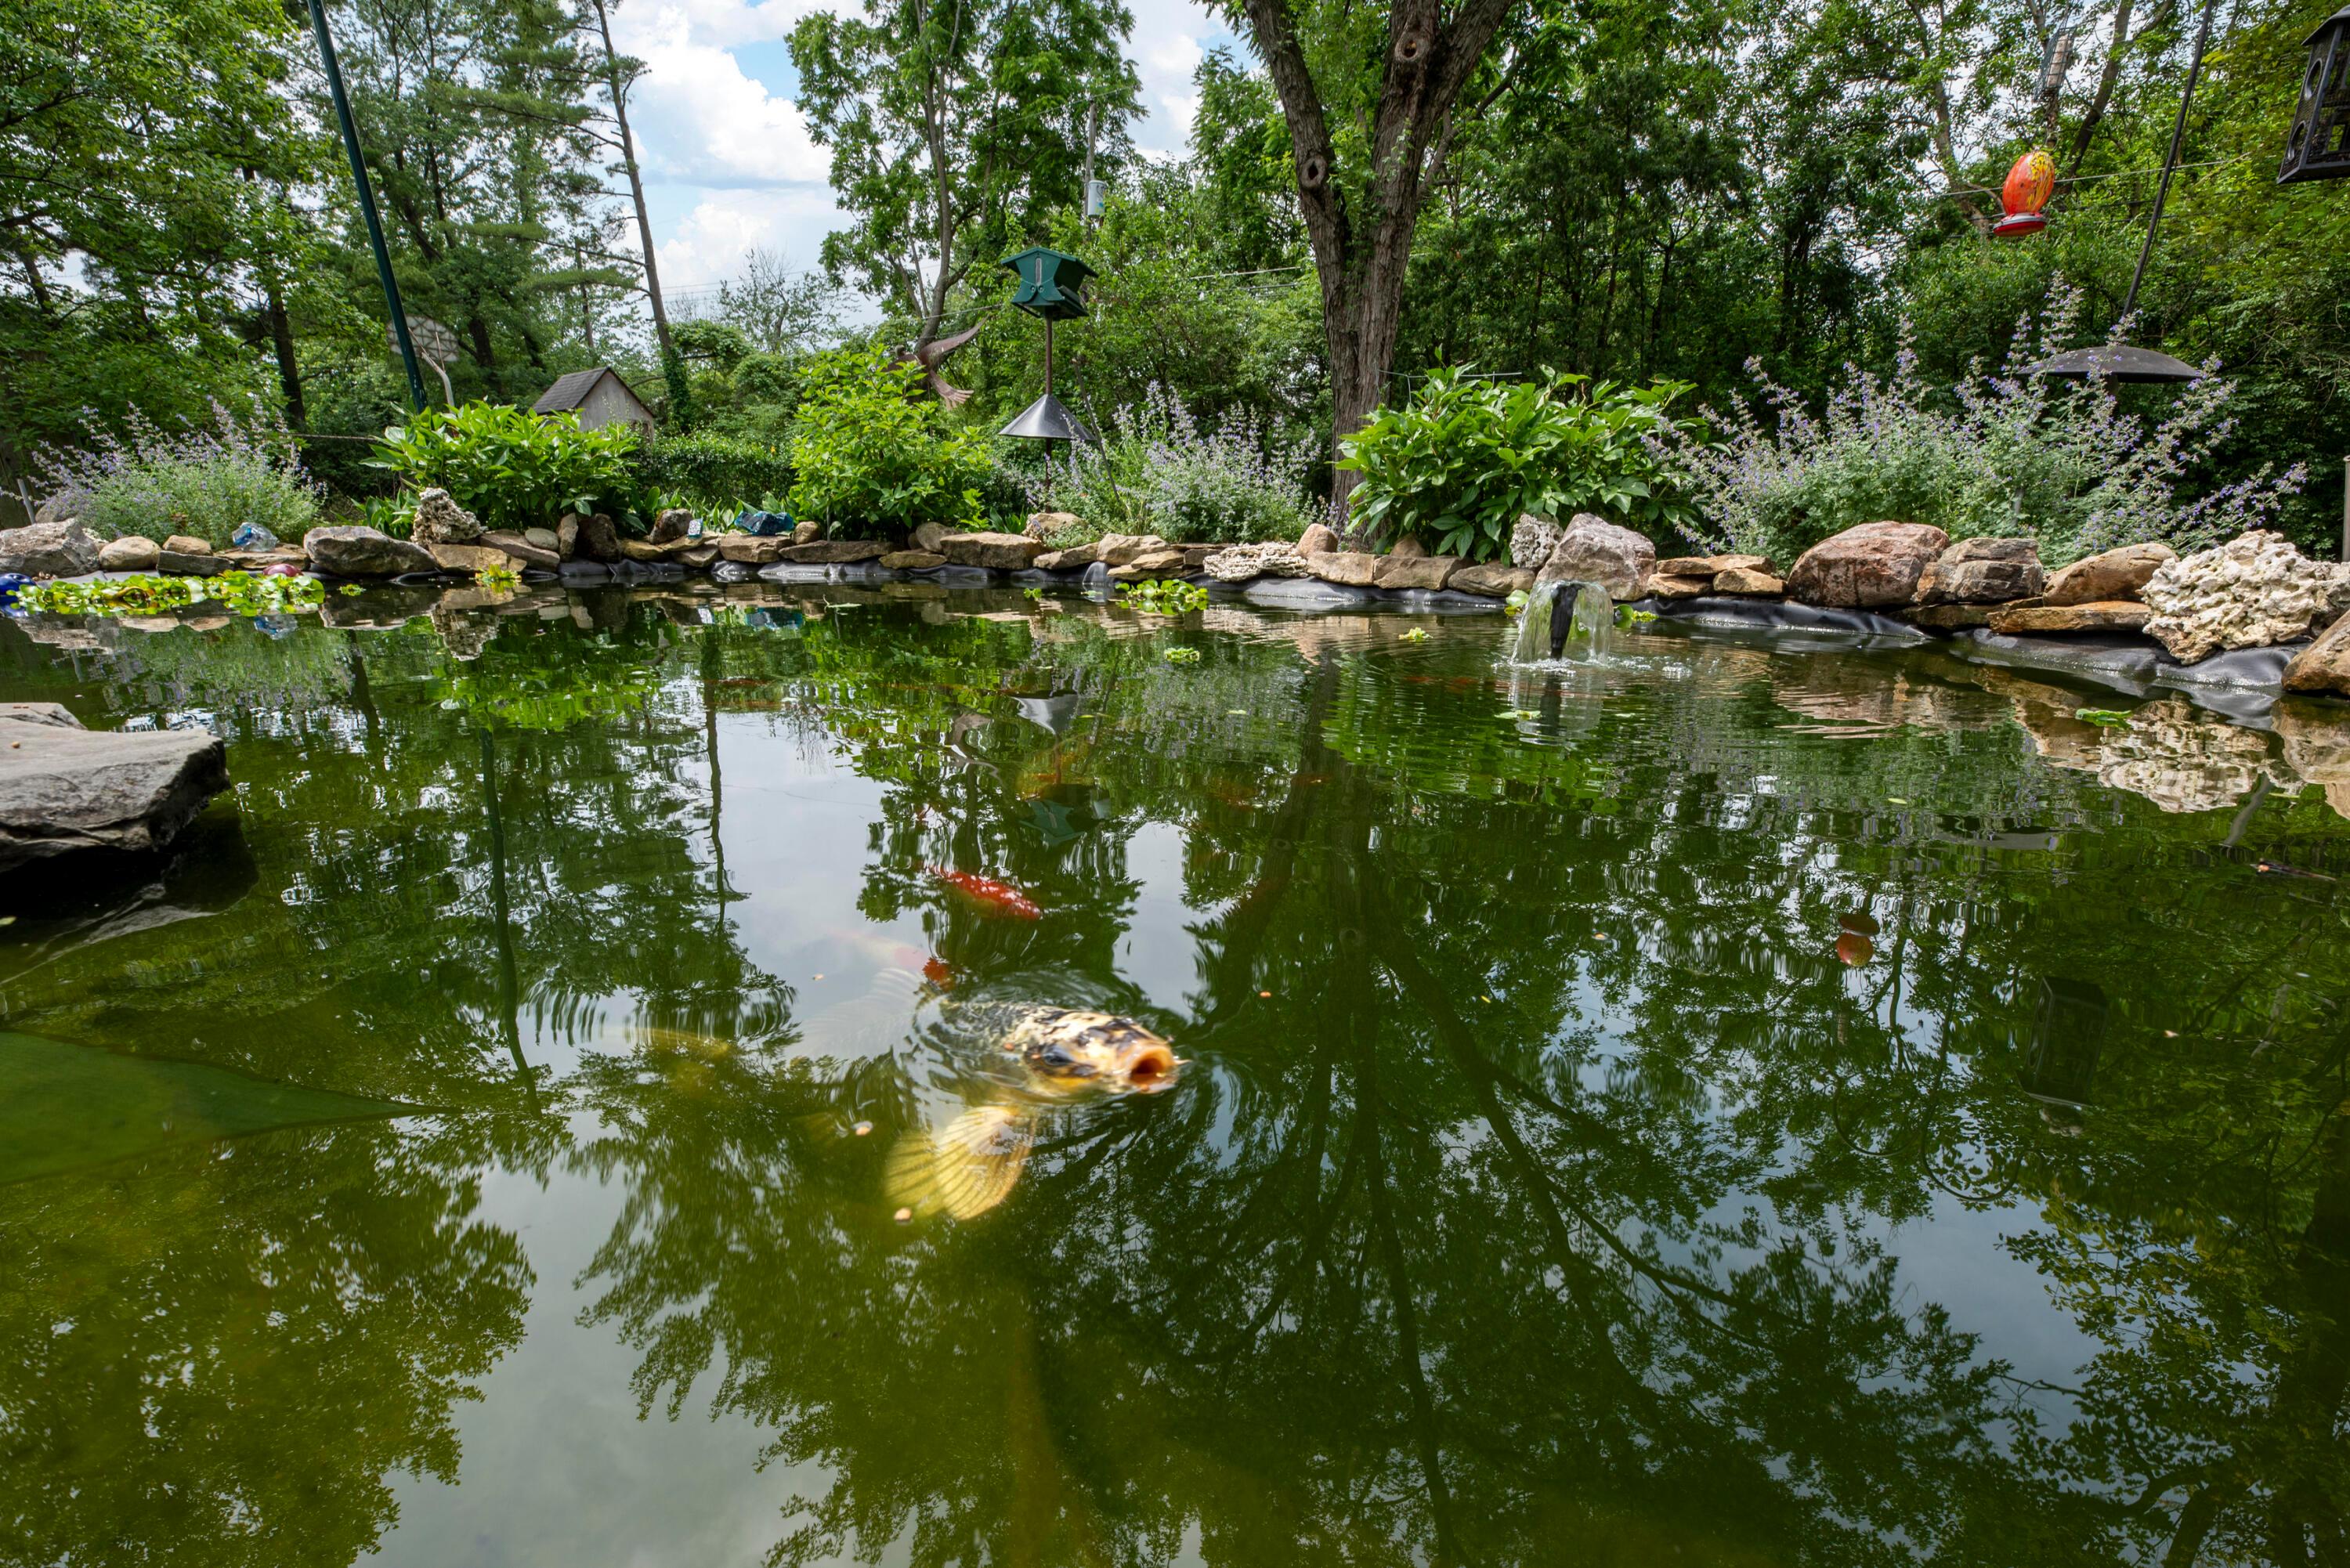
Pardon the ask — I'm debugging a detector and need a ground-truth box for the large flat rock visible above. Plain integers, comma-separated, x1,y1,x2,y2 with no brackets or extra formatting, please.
0,708,229,873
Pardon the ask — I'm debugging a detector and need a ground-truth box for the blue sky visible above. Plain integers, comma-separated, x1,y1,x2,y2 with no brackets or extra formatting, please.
611,0,1240,309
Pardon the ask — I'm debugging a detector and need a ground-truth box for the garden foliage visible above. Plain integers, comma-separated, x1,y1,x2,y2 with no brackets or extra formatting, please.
1337,370,1701,562
1656,283,2310,568
371,403,640,536
1031,384,1319,546
31,400,323,550
786,345,993,532
632,433,796,518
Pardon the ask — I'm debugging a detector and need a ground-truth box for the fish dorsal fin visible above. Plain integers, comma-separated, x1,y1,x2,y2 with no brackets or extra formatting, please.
887,1104,1033,1220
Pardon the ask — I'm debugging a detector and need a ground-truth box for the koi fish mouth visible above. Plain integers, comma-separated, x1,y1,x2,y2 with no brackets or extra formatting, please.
1121,1043,1178,1091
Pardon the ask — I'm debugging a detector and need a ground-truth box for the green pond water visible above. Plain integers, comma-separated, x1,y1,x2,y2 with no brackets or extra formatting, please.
5,580,2350,1566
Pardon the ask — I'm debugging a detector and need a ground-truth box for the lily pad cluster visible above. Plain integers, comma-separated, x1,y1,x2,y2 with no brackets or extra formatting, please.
1119,580,1209,615
16,571,327,619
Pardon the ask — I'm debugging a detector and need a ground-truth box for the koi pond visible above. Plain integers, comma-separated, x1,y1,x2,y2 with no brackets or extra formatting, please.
6,580,2350,1566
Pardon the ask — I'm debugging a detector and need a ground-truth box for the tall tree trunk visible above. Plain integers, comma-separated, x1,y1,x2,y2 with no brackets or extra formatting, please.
264,274,306,428
588,0,674,359
1237,0,1517,510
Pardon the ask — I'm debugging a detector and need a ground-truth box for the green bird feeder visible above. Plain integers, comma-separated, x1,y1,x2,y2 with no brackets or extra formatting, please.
999,247,1098,444
1002,247,1096,320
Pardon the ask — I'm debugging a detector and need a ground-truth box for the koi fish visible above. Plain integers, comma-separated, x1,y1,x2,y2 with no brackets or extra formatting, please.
930,865,1043,919
888,1004,1180,1220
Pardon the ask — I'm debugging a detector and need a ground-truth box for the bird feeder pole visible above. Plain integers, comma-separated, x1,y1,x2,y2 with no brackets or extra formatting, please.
305,0,427,413
2122,0,2218,321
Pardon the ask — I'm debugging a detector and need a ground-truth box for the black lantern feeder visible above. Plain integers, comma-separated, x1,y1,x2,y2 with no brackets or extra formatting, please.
2281,5,2350,182
998,247,1097,444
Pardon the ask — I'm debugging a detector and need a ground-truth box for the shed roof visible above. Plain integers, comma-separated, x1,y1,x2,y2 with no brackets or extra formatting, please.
532,367,647,414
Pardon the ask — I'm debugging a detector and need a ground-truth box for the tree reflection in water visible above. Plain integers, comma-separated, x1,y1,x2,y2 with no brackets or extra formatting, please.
4,591,2350,1565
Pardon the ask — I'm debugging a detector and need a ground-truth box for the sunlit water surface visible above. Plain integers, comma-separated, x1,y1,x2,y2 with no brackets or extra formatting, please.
5,580,2350,1567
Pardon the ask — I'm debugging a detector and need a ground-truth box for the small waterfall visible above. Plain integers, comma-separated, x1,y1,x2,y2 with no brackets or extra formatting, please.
1510,578,1614,663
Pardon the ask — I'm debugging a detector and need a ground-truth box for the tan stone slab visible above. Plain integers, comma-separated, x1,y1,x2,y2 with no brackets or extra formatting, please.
1448,562,1534,598
1987,600,2153,634
1658,553,1770,577
1372,555,1459,591
777,540,889,564
1647,575,1710,599
880,550,946,570
429,542,516,573
1712,567,1785,596
714,534,790,564
1307,551,1378,587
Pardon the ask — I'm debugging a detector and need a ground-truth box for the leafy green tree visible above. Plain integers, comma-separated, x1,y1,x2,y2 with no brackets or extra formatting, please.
1209,0,1521,497
0,0,328,482
788,0,1140,360
321,0,610,399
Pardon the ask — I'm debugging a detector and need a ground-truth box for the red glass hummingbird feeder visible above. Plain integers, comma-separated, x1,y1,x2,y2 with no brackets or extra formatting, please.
1994,149,2056,237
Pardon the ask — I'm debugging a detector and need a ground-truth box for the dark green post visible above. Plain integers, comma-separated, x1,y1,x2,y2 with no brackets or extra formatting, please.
304,0,427,413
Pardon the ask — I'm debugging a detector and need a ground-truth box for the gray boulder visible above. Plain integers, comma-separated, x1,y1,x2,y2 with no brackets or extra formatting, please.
1538,514,1654,600
0,706,230,873
98,536,163,573
302,525,440,577
0,519,101,579
1784,521,1949,608
1914,537,2045,605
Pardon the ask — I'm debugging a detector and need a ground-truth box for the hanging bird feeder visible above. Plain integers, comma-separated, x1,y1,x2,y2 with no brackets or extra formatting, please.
2280,5,2350,182
1994,148,2056,237
998,247,1098,444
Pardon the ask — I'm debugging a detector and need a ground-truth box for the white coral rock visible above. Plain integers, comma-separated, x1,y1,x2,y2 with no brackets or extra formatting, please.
2141,530,2350,664
1203,541,1309,583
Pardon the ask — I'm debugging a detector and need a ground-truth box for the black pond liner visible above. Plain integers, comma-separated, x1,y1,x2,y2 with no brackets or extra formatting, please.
1626,594,1929,644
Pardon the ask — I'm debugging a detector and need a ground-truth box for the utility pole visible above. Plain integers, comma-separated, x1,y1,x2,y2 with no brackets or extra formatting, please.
305,0,425,412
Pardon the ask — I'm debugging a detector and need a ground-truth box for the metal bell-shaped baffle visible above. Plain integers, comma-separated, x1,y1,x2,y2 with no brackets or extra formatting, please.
2023,344,2206,384
1000,392,1097,443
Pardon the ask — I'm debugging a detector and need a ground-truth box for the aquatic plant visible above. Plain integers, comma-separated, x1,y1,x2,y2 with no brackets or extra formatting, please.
1030,384,1318,546
473,564,522,592
1119,579,1209,615
18,570,326,617
1162,646,1202,664
1339,369,1701,561
1653,280,2309,568
30,399,324,551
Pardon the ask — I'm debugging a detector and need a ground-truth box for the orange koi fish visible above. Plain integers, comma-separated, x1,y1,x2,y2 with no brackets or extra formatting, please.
930,866,1043,920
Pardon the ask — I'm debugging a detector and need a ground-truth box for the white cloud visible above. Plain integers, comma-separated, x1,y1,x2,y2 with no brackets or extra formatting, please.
653,189,846,288
620,0,1238,294
616,9,830,187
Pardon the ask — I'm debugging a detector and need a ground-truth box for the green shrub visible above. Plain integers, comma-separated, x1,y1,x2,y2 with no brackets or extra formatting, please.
371,401,640,535
1337,369,1701,562
31,399,324,549
786,345,992,533
633,432,795,518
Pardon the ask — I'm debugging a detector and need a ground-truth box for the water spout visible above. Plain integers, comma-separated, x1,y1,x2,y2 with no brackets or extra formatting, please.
1510,579,1613,663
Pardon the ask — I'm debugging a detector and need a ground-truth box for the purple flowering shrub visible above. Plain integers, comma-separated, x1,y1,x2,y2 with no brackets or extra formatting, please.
1652,281,2307,568
31,398,324,550
1030,384,1318,546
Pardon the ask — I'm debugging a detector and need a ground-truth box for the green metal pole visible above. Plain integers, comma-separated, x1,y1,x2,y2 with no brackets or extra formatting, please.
305,0,427,413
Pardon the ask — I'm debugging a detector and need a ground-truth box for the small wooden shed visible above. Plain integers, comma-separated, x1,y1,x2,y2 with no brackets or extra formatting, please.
532,367,655,432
